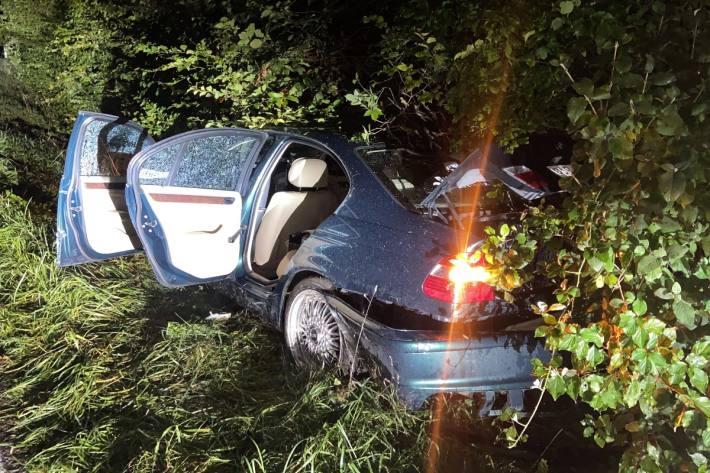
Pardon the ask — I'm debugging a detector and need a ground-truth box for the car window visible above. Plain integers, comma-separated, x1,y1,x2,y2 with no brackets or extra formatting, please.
172,134,260,190
80,118,150,177
245,134,277,187
359,146,522,216
138,143,182,186
358,147,444,210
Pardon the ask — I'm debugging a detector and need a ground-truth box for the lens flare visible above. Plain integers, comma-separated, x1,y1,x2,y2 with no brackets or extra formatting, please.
447,254,491,284
425,55,511,473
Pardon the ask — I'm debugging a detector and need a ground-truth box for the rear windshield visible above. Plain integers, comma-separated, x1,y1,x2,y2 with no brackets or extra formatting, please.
357,147,520,215
359,135,571,218
358,147,444,208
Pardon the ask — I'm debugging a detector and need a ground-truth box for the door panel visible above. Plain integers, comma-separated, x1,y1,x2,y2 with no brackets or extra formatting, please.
142,186,242,278
57,112,153,266
126,129,267,287
81,176,139,254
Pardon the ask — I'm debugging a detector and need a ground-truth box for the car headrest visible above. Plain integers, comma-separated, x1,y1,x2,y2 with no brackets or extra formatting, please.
288,158,328,189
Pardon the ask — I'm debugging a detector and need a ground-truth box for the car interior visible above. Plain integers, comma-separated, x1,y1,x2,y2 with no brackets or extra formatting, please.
249,142,349,281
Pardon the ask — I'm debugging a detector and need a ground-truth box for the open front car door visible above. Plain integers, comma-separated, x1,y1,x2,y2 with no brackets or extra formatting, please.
125,129,267,287
57,112,154,266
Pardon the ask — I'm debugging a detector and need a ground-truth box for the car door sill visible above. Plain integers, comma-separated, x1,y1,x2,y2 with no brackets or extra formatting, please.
240,277,277,300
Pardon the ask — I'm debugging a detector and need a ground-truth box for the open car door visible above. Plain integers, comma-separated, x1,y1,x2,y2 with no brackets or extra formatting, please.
57,111,154,266
125,129,267,287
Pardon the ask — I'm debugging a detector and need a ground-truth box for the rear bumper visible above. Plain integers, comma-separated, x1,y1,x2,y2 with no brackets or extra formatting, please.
327,297,550,410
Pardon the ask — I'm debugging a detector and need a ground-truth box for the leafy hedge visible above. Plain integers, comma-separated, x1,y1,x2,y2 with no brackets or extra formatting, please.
467,2,710,472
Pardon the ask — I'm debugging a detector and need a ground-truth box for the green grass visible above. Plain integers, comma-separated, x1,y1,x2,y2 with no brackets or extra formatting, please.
0,193,617,472
0,194,525,472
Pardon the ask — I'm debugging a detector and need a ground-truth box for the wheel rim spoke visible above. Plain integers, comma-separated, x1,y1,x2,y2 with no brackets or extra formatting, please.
287,289,340,367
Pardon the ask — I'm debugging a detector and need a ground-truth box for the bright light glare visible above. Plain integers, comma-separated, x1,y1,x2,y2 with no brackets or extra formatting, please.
447,254,491,284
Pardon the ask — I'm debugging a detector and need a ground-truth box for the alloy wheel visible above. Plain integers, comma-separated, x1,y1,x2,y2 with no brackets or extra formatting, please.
285,288,341,368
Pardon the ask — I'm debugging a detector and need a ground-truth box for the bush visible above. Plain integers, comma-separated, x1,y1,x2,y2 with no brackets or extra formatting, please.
479,2,710,471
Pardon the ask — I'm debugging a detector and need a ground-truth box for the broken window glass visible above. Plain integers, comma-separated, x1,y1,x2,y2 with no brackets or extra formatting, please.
138,143,181,186
172,134,259,190
80,119,150,177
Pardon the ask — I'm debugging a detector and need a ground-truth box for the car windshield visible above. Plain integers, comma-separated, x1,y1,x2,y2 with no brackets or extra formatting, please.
357,147,445,210
358,146,519,214
358,140,570,223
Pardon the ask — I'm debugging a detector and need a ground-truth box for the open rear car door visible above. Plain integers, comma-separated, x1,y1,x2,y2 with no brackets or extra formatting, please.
125,129,267,287
57,112,154,266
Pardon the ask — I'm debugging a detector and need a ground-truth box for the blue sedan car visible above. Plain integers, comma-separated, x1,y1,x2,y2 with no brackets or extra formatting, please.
57,111,562,410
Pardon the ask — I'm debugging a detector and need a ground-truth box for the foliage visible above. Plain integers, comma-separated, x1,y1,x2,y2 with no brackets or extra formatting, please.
0,67,64,203
345,0,568,151
479,2,710,471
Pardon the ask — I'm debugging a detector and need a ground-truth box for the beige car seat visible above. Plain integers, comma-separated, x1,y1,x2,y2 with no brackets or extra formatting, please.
253,158,339,277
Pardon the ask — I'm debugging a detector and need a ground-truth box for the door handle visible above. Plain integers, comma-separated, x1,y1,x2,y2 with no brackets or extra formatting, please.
228,227,242,243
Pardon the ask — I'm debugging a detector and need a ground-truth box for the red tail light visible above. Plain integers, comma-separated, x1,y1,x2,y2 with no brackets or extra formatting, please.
422,253,495,303
503,165,547,190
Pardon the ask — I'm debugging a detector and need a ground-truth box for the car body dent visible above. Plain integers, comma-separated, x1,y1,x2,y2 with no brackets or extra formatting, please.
325,295,550,409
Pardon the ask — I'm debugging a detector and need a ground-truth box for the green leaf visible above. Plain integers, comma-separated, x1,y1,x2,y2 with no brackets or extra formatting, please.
691,368,709,393
559,1,574,14
637,255,660,277
669,361,688,384
608,136,632,158
624,379,642,407
547,372,566,400
695,339,710,357
620,73,643,88
644,317,665,334
674,299,697,329
658,170,686,202
656,107,686,137
572,78,594,97
632,326,649,348
690,453,708,468
607,102,630,117
249,38,263,48
503,425,518,442
500,223,510,237
668,244,688,261
580,327,604,347
632,298,648,316
650,71,676,86
632,348,649,373
615,54,632,74
648,352,667,372
694,396,710,418
567,97,587,124
598,246,615,272
644,54,655,74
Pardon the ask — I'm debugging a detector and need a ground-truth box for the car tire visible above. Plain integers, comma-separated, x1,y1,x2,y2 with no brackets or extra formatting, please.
284,277,345,370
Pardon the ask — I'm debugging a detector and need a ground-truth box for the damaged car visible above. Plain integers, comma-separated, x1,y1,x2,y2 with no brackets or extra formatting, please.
57,111,570,411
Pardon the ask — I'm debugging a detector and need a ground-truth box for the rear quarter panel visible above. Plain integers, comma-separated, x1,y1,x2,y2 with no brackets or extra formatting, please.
282,137,464,323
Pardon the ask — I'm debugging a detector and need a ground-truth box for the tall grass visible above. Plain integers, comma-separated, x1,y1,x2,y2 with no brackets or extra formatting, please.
5,187,631,473
2,194,530,472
